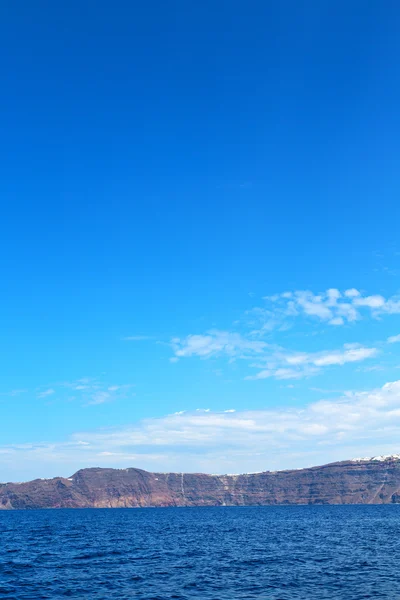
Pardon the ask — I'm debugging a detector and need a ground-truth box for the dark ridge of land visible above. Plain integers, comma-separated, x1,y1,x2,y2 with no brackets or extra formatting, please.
2,456,400,509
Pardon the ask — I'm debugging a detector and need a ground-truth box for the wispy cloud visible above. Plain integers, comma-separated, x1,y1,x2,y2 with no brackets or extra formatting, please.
85,385,134,406
0,389,27,398
3,380,400,478
37,388,55,399
33,378,135,407
388,334,400,344
171,330,268,360
63,379,135,406
246,344,378,380
122,335,153,341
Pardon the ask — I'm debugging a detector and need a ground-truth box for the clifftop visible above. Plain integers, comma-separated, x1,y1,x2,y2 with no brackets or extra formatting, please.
1,456,400,509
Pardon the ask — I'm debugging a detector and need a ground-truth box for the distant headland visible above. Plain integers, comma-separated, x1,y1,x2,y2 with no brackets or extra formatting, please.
2,455,400,509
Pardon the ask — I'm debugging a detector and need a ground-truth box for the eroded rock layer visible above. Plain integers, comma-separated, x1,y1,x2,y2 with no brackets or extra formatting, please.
2,456,400,509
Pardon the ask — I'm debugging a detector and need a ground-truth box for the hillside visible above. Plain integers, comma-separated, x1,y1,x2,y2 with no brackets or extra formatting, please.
1,455,400,509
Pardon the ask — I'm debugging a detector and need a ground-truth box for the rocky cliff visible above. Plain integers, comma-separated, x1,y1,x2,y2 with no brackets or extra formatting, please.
2,455,400,509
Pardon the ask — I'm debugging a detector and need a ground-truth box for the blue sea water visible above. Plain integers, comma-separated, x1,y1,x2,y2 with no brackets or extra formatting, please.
1,506,400,599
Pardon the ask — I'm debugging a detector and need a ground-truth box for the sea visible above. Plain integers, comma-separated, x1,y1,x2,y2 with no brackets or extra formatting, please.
1,505,400,599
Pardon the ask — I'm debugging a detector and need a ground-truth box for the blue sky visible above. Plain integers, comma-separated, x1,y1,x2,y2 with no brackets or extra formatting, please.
1,1,400,480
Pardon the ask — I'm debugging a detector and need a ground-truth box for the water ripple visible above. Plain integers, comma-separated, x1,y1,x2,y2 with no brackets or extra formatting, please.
1,506,400,599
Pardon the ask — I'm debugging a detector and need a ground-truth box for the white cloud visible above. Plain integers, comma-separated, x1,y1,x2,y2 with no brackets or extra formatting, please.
67,379,400,462
260,288,400,327
4,380,400,479
84,384,134,406
37,389,55,399
246,344,378,380
388,334,400,344
344,288,361,298
329,317,344,326
166,287,400,381
171,330,267,360
353,295,386,309
87,391,112,405
382,299,400,314
248,366,316,381
170,321,379,380
312,345,377,367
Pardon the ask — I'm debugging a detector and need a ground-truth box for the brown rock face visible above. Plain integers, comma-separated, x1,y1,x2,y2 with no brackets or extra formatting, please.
2,457,400,509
